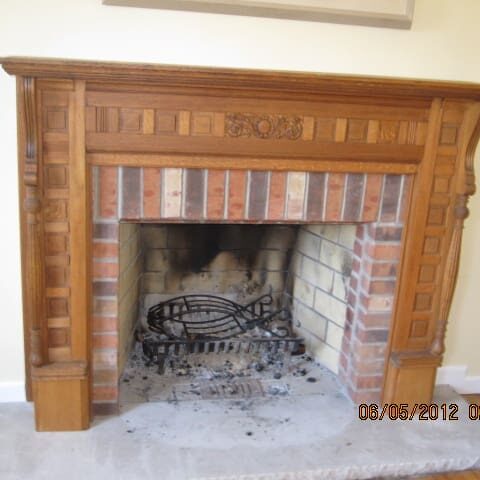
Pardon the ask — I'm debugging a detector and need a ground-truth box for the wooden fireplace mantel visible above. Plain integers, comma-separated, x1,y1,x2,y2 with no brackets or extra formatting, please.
2,57,480,431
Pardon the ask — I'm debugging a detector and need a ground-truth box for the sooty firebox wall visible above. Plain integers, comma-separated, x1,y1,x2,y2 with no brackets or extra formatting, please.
141,224,299,304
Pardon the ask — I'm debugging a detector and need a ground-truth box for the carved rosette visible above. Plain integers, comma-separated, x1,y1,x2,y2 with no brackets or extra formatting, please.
225,113,303,140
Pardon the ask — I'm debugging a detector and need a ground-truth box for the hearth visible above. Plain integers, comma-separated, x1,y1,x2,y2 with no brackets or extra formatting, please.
1,57,480,431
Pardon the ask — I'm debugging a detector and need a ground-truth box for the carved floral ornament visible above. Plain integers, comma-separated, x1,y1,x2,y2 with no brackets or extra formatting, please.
225,113,303,140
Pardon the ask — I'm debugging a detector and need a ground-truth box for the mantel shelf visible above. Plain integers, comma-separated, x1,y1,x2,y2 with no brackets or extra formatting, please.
2,56,480,101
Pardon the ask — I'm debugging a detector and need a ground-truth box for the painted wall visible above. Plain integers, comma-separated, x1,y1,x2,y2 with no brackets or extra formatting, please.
0,0,479,399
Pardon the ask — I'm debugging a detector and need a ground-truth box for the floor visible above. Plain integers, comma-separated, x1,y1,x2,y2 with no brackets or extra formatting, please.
1,353,479,480
416,472,480,480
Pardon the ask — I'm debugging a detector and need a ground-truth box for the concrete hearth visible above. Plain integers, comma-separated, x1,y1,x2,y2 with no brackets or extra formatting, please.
1,385,479,480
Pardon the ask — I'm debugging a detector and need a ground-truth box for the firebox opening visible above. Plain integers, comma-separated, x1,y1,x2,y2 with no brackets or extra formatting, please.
117,222,356,401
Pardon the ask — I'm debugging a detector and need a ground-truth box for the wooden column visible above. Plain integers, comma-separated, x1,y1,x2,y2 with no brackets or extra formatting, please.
18,76,91,431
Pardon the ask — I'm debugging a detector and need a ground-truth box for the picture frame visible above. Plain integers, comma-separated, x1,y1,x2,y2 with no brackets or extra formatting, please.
103,0,415,29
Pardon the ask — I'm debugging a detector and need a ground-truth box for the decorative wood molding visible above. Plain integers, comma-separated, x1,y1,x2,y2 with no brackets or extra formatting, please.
431,193,468,356
431,105,480,356
23,77,38,187
20,77,46,368
225,113,303,140
2,57,480,100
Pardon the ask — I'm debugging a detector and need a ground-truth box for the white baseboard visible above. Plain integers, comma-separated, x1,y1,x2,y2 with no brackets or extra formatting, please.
0,382,26,402
436,366,480,394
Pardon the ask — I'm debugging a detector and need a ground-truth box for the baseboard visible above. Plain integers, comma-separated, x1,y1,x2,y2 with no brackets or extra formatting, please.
0,381,26,402
436,365,480,394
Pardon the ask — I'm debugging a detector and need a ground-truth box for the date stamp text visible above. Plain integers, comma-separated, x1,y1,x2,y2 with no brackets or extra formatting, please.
358,403,480,421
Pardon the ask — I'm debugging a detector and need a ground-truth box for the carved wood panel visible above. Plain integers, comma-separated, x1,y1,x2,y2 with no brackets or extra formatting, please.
84,92,429,164
41,85,74,362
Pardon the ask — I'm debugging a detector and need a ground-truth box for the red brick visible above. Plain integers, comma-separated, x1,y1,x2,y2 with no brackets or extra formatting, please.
352,258,361,274
367,225,403,242
354,326,389,344
343,173,365,221
92,349,117,368
341,334,351,356
93,386,118,402
350,338,386,360
93,242,119,259
355,224,366,241
207,170,226,220
350,373,383,390
185,168,205,219
325,173,346,221
285,172,306,219
227,171,247,220
343,321,353,342
93,368,119,384
93,403,119,415
93,298,118,316
361,174,383,221
360,274,370,293
93,223,119,241
98,166,118,218
367,280,396,295
380,175,402,222
121,167,141,219
362,260,398,278
143,167,162,218
347,289,357,306
93,333,119,349
93,261,119,278
353,238,364,257
358,310,392,329
350,355,385,376
366,243,401,261
346,305,355,324
92,316,118,333
248,171,268,220
306,173,326,221
93,280,118,296
349,275,358,294
268,172,287,220
360,293,394,312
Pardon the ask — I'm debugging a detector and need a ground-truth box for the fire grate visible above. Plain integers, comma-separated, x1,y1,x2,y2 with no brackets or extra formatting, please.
141,292,304,372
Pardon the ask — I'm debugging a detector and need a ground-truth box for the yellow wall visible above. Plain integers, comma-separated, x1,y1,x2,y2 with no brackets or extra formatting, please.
0,0,479,392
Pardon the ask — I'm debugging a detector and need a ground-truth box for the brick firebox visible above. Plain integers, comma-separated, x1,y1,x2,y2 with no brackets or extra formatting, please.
91,167,411,412
2,57,479,431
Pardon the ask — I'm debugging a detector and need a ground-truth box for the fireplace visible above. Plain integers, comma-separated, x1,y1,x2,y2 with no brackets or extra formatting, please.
1,57,479,431
92,166,410,413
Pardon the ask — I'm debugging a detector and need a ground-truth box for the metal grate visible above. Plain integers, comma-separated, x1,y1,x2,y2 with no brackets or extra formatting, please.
142,292,304,371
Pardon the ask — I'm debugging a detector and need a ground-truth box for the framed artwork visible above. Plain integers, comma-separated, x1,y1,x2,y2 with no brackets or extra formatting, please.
103,0,415,29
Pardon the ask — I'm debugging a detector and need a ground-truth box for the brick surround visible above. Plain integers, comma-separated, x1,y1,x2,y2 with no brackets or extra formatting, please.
91,166,411,411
